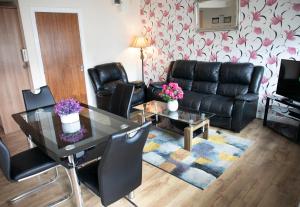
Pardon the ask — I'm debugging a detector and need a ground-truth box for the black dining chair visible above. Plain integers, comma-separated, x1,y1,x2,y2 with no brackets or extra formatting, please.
22,85,56,148
75,83,135,167
108,83,134,119
77,121,151,206
22,85,56,111
0,138,73,206
19,86,72,205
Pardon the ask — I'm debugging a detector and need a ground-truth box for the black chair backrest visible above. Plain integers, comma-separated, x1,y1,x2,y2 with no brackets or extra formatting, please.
22,86,55,111
0,138,11,180
109,83,134,119
88,62,129,92
98,121,151,206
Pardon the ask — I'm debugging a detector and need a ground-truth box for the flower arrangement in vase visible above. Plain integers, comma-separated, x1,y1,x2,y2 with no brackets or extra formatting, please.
54,98,83,124
160,82,184,111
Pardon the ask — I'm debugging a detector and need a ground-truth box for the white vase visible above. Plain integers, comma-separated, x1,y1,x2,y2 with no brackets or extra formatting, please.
167,100,178,112
62,121,81,133
60,113,79,124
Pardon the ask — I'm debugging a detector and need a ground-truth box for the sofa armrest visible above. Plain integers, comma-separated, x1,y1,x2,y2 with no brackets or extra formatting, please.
149,81,167,89
147,82,166,102
235,93,259,102
129,81,146,88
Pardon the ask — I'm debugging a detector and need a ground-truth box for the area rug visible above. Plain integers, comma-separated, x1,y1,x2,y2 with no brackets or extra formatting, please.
143,127,253,190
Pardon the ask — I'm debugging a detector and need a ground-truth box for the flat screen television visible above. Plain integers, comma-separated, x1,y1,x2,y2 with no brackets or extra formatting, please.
276,59,300,102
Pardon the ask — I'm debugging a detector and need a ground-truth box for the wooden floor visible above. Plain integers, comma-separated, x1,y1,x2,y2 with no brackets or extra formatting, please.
0,119,300,207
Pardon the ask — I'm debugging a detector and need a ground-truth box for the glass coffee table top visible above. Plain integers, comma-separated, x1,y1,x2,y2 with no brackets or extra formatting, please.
134,100,215,125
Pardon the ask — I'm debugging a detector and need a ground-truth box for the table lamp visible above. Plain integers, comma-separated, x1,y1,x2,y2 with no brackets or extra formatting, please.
130,35,150,82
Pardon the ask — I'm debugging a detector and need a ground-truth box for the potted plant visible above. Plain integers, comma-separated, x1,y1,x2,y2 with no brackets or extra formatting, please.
160,82,184,112
54,98,83,124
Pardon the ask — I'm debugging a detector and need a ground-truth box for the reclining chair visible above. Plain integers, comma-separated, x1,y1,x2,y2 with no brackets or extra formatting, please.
88,62,146,110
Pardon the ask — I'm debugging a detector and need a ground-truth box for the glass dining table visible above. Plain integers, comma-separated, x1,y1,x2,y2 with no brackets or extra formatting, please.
12,103,139,207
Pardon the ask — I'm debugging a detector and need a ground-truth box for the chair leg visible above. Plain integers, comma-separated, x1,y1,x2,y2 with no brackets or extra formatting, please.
124,192,138,207
46,168,74,207
127,191,135,200
9,167,59,203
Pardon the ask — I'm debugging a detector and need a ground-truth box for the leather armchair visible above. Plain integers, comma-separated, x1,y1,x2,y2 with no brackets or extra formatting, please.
88,62,146,110
147,60,264,132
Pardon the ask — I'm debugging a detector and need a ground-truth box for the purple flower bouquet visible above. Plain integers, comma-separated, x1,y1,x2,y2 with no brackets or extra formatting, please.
54,98,83,116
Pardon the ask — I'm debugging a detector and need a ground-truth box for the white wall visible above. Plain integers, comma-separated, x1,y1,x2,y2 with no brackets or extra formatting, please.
17,0,142,106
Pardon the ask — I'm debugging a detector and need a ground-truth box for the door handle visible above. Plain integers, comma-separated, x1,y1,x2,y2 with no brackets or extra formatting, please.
80,65,84,72
21,48,29,62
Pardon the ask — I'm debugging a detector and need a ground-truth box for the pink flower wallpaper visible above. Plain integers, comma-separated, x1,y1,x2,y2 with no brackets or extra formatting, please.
140,0,300,116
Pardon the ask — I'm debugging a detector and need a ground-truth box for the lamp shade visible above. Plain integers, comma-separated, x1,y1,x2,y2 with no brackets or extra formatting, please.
130,36,150,48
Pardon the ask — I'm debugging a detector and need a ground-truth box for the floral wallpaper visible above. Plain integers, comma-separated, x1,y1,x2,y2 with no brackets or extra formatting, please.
140,0,300,116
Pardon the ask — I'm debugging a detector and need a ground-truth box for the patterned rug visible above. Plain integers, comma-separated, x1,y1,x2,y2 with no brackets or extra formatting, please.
143,127,253,190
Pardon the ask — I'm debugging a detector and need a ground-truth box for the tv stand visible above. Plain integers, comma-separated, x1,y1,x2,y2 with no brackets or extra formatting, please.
264,95,300,142
281,98,300,109
289,108,300,119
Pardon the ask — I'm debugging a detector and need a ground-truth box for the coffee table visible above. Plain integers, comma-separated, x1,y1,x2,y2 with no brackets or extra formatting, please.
134,100,215,151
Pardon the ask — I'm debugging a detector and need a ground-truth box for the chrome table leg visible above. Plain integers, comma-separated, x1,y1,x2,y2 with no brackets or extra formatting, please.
68,155,84,207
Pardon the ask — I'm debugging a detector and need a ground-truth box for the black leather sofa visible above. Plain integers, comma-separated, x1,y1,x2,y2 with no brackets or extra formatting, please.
88,62,146,110
147,60,264,132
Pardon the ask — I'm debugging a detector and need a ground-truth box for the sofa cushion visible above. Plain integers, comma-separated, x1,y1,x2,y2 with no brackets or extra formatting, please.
200,95,234,117
192,62,221,94
171,60,196,79
168,60,196,90
169,77,193,91
217,63,254,97
192,81,218,94
219,63,254,84
217,84,249,97
194,62,221,82
178,91,209,111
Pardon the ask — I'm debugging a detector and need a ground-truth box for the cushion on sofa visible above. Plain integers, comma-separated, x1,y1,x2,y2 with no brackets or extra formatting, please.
194,62,221,82
217,63,254,97
192,62,221,94
217,84,249,97
200,95,234,117
168,60,196,90
178,91,209,111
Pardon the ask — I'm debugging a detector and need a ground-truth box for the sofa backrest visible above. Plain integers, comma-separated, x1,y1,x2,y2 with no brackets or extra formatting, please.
88,62,128,92
192,62,221,94
166,60,263,97
167,60,196,91
249,66,264,94
217,63,254,97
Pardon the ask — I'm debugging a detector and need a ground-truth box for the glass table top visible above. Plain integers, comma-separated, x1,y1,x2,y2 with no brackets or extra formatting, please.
12,104,139,158
134,101,215,125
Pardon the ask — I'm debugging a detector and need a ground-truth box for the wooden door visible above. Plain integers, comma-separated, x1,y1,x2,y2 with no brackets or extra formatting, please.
35,12,87,103
0,6,31,134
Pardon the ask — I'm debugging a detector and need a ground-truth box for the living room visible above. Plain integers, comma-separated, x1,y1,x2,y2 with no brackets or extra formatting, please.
0,0,300,207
